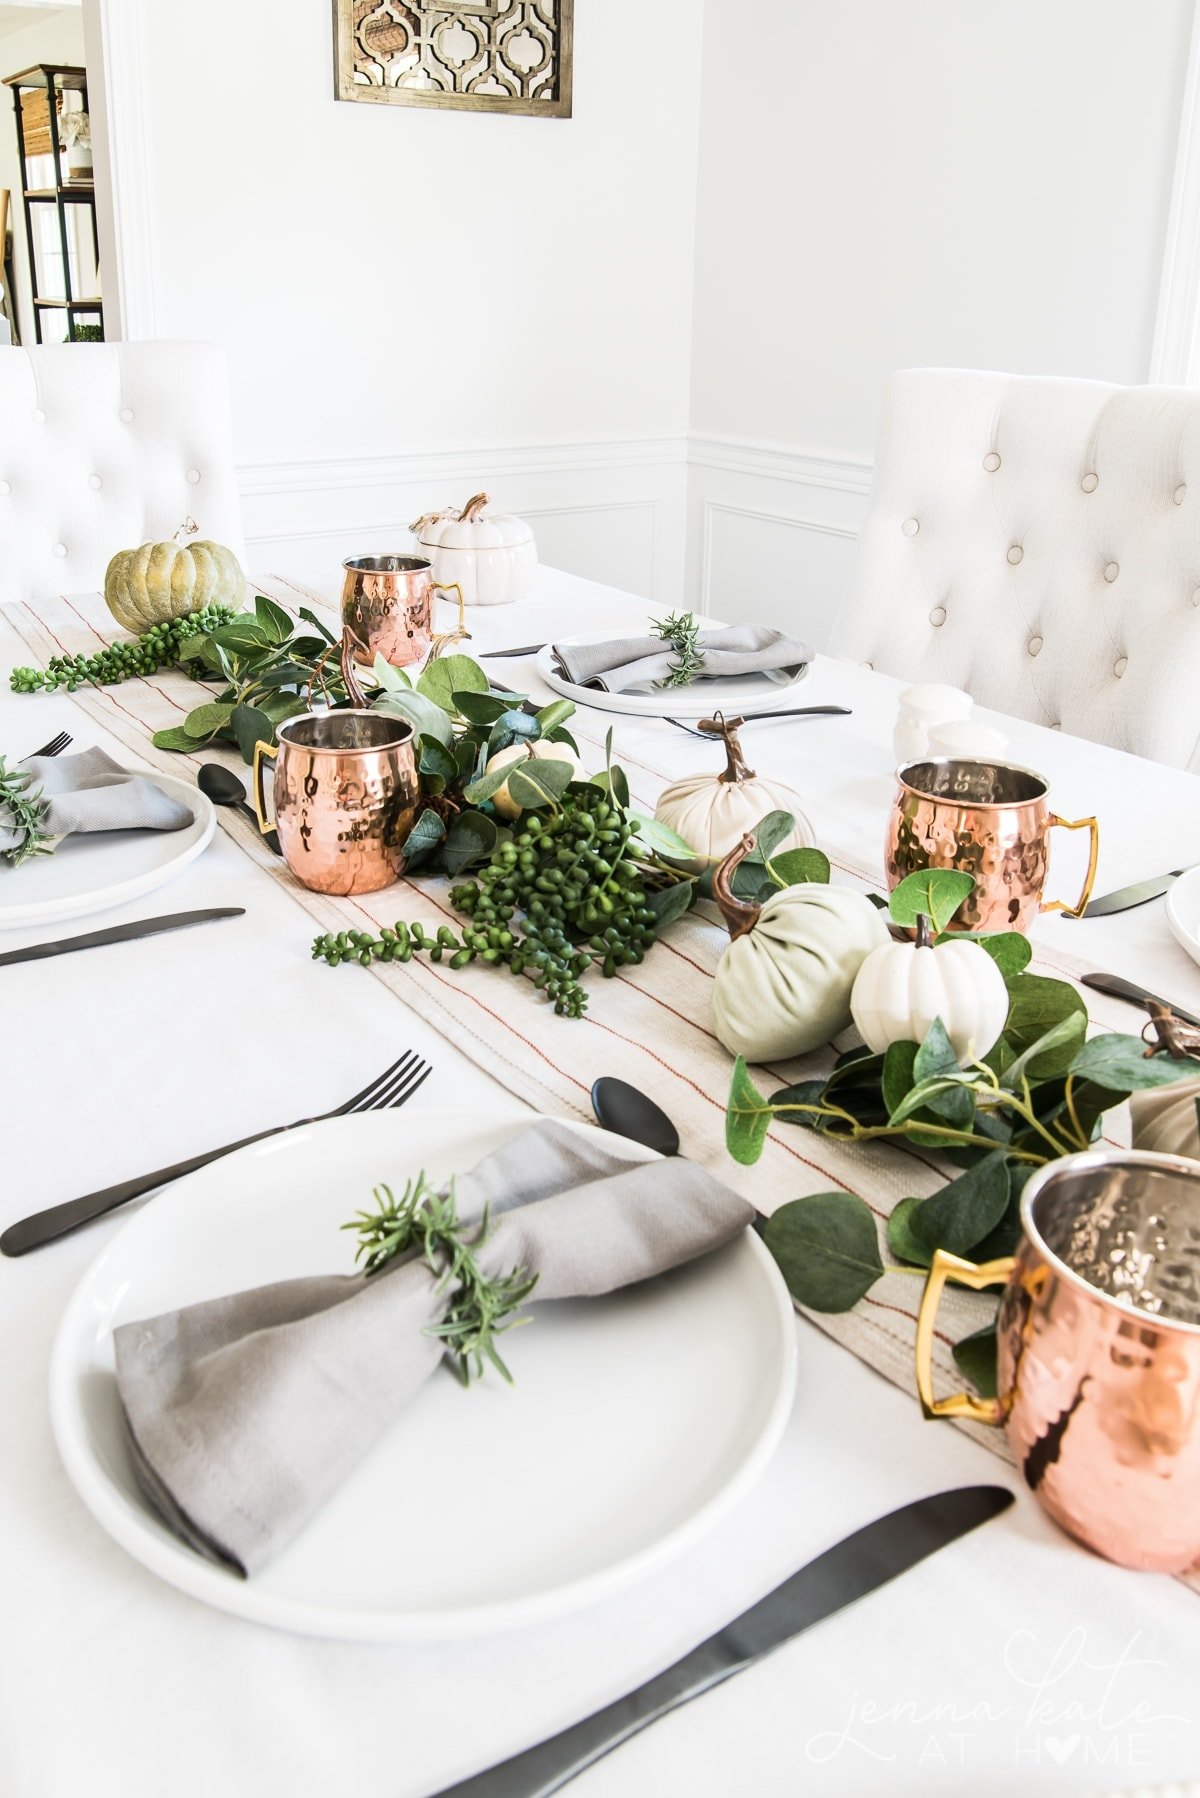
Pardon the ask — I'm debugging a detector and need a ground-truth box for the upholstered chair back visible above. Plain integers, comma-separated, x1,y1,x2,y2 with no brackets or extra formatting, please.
835,368,1200,769
0,342,244,608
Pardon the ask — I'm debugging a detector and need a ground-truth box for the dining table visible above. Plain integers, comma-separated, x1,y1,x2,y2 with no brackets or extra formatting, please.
2,561,1199,1798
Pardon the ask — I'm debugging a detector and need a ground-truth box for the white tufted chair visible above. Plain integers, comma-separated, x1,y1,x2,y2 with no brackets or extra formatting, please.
835,368,1200,769
0,341,244,608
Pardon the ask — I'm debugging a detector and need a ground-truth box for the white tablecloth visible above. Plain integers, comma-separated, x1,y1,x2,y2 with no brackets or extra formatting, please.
2,566,1198,1798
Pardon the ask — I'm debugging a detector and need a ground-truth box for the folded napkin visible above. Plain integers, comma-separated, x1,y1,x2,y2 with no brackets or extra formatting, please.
0,747,191,858
114,1121,754,1577
553,623,812,694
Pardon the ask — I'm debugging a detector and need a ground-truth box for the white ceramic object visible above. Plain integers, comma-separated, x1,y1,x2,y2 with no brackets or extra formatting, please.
416,495,537,607
51,1108,797,1644
0,772,214,929
535,635,810,720
926,719,1010,759
1165,866,1200,971
893,683,972,765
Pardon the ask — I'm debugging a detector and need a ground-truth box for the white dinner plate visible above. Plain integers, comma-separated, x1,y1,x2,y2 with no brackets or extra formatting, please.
0,771,215,929
1165,865,1200,969
51,1108,797,1643
535,633,811,718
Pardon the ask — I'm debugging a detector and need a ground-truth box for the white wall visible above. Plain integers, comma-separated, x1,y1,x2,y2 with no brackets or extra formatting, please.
0,4,86,346
687,0,1195,640
110,0,703,605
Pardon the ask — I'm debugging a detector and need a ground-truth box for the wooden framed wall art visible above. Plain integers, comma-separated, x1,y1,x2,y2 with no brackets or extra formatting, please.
334,2,573,118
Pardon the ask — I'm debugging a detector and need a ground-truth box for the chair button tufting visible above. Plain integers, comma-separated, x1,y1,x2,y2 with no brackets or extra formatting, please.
929,606,946,627
52,543,67,559
902,517,920,537
119,407,135,423
88,474,102,490
186,468,201,485
1028,635,1044,657
1081,472,1099,493
983,452,1001,472
1007,545,1024,565
1176,484,1187,505
1113,655,1128,678
1104,562,1119,582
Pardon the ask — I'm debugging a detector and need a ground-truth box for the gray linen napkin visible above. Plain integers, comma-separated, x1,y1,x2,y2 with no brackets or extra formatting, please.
553,623,812,693
0,747,191,856
114,1121,754,1577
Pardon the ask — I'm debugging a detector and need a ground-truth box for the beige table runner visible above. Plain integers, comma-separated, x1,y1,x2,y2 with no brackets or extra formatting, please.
3,591,1143,1474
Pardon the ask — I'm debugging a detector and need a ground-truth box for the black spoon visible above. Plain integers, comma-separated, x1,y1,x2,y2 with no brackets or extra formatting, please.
590,1076,680,1157
198,762,282,857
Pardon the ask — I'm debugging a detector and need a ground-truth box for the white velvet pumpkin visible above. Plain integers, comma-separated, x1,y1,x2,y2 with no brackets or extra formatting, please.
414,492,537,607
485,739,584,820
654,714,814,872
105,533,246,633
1130,1078,1200,1160
710,840,889,1061
850,929,1010,1066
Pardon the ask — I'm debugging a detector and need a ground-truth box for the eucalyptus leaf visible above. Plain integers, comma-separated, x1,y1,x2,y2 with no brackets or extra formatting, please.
999,1011,1089,1093
590,763,631,808
961,931,1032,977
443,811,498,877
508,758,576,810
882,1041,919,1117
151,725,202,752
726,1056,771,1165
952,1326,999,1400
464,765,514,806
1069,1035,1200,1092
631,814,699,862
911,1150,1010,1257
644,879,695,929
886,1196,932,1268
251,662,313,690
232,703,274,763
418,736,459,782
182,701,235,739
416,654,489,712
254,594,294,644
399,807,447,871
889,869,975,934
763,1193,884,1313
372,687,455,747
545,726,580,756
535,698,576,735
299,605,337,645
769,847,831,888
749,809,797,862
765,1079,829,1131
371,652,412,695
488,711,540,756
913,1017,958,1085
1002,975,1088,1076
211,617,270,651
455,690,518,726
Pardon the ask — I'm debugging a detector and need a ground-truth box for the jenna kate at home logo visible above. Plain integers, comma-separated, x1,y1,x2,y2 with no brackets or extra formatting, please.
803,1627,1190,1772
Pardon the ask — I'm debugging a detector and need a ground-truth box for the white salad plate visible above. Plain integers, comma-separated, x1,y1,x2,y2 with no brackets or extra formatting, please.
51,1107,797,1644
534,633,810,719
1165,865,1200,970
0,771,214,929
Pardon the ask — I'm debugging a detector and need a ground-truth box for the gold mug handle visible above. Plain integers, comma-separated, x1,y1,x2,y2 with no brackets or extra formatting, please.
252,740,279,836
1041,814,1100,918
914,1248,1016,1425
429,581,470,659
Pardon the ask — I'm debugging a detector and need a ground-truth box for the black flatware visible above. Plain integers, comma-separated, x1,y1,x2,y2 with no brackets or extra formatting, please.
1079,867,1195,918
479,643,547,659
590,1076,680,1158
198,762,282,856
430,1486,1014,1798
22,730,72,761
0,1048,432,1257
0,907,244,969
1080,972,1200,1029
666,707,850,737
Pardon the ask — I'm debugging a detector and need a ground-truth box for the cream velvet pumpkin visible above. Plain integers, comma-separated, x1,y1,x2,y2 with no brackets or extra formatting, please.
414,492,537,608
105,535,247,633
710,840,890,1061
1130,1078,1200,1160
654,714,814,872
850,927,1010,1067
485,739,584,820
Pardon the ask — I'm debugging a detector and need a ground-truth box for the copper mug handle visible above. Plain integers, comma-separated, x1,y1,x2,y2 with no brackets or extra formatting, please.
914,1247,1016,1425
1041,814,1100,918
428,581,470,658
252,740,279,836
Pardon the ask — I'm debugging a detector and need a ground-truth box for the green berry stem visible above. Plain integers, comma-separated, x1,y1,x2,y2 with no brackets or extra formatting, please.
10,605,237,694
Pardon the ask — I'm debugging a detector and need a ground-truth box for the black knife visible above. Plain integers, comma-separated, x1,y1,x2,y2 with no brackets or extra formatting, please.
1080,971,1200,1028
430,1485,1013,1798
1080,868,1194,918
0,908,245,968
480,643,547,658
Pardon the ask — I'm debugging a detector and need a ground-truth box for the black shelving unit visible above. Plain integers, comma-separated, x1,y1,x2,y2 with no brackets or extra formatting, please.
3,64,102,342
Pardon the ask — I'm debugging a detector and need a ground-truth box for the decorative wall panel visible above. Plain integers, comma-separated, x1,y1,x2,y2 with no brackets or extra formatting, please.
333,1,573,117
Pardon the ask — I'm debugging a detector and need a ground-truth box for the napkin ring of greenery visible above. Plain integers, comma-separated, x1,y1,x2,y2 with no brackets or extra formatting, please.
345,1172,538,1385
0,757,53,867
651,610,705,688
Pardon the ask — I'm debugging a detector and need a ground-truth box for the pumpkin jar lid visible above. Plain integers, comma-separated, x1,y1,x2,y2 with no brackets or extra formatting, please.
412,492,535,547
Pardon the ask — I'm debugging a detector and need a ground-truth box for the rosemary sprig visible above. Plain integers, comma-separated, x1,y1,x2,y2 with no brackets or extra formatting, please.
651,610,705,688
344,1172,538,1385
0,757,53,867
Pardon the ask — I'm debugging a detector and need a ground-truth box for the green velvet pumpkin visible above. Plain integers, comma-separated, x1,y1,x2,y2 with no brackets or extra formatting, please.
104,537,246,633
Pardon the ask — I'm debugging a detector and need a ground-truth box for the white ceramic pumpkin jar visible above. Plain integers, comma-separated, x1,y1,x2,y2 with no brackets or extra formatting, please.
653,713,815,873
413,492,537,608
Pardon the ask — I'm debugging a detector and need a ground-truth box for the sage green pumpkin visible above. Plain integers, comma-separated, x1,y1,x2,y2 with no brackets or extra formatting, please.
104,538,247,633
1130,1078,1200,1161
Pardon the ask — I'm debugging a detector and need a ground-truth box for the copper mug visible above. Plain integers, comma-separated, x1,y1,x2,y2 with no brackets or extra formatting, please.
886,757,1099,932
252,711,419,896
341,554,466,667
916,1149,1200,1572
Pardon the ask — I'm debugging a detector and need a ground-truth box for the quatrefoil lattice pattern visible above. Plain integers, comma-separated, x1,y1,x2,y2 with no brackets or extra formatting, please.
334,0,573,116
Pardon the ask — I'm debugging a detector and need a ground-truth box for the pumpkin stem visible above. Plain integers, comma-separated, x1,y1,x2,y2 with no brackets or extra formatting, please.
699,711,756,785
173,517,199,545
712,833,762,940
409,507,449,535
459,492,491,523
915,912,934,950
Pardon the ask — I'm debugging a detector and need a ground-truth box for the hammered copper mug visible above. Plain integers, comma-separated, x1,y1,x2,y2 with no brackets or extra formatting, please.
886,758,1099,932
252,711,419,896
341,554,467,668
916,1149,1200,1572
